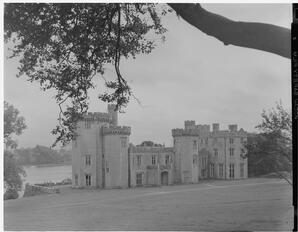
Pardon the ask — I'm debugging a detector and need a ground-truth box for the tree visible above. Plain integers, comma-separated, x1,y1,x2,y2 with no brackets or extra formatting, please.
138,141,163,147
4,101,27,149
4,151,26,200
4,3,290,146
246,102,292,185
4,101,27,199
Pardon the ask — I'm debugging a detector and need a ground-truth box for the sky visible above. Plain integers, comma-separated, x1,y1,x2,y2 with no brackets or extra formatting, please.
4,4,292,149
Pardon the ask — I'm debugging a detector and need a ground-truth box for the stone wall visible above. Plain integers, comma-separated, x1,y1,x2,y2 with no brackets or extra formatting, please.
23,184,60,197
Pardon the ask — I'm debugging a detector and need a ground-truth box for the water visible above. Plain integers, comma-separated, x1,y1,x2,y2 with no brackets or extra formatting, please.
23,165,72,184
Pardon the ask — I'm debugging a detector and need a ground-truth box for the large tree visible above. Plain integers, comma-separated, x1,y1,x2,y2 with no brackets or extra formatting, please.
3,102,27,199
4,3,290,146
246,102,292,185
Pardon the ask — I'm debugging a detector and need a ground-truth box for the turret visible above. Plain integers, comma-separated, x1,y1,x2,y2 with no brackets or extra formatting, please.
108,104,118,126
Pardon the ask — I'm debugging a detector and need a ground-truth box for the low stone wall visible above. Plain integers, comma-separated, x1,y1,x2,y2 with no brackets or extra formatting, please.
23,183,60,198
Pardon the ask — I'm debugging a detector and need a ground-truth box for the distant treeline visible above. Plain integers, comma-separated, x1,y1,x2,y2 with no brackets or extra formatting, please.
13,145,71,166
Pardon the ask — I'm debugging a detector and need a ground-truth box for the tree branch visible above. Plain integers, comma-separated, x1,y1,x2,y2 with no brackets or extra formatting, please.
168,3,290,59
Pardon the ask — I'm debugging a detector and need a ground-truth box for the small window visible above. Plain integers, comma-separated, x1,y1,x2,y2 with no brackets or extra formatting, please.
137,155,142,166
218,164,224,178
85,119,91,129
193,140,197,149
86,174,91,186
152,155,156,165
106,160,109,173
85,155,91,166
165,155,170,165
229,164,235,179
229,138,234,144
193,154,197,165
240,163,244,178
121,137,127,148
214,148,218,156
229,148,234,156
75,174,78,185
210,163,214,177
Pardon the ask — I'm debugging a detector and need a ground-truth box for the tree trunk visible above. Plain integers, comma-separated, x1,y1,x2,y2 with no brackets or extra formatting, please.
168,3,290,59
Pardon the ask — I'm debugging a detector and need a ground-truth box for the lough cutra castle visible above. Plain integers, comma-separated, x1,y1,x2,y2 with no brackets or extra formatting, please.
72,105,248,188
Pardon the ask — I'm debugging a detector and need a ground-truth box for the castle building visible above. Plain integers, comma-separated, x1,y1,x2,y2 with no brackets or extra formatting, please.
72,105,248,189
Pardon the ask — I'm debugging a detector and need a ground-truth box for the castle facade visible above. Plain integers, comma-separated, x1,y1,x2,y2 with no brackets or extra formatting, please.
72,105,248,188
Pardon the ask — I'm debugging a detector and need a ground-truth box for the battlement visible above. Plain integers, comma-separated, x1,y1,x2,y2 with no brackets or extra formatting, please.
83,112,112,122
173,123,247,137
103,126,131,135
130,145,174,153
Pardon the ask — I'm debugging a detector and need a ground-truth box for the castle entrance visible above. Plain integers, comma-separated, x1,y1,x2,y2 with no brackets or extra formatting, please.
161,171,169,185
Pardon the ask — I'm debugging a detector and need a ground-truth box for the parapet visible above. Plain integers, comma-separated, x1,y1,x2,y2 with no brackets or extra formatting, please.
103,126,131,135
84,112,112,123
130,145,174,154
184,120,196,129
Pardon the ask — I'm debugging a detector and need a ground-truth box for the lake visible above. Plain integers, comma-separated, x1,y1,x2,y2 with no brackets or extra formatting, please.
23,165,72,184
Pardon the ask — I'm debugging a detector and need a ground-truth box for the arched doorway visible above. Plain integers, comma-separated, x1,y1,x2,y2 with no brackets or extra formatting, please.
161,171,169,185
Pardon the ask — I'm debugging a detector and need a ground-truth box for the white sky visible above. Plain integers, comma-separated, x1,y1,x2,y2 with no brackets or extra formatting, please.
4,3,292,148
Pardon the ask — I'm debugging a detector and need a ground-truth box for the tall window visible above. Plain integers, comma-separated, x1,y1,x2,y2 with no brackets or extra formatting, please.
152,155,156,165
229,163,235,179
85,155,91,166
229,148,234,156
75,174,78,185
240,163,244,178
106,160,109,173
121,137,127,148
165,155,170,165
193,154,197,165
85,174,91,186
85,119,91,129
229,138,234,144
210,163,214,177
136,173,143,186
214,148,218,156
219,164,223,178
136,155,142,166
205,138,208,145
193,140,197,149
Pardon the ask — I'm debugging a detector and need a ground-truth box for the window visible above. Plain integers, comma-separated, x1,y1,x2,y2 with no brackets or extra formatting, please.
240,163,244,178
214,148,218,156
85,155,91,166
73,138,77,147
75,174,78,185
229,164,235,179
219,164,224,178
210,163,214,177
165,155,170,165
193,140,197,149
136,173,143,186
174,139,176,146
106,160,109,173
121,137,127,148
152,155,156,165
193,154,197,165
205,138,208,145
229,148,234,156
136,155,142,166
201,138,204,144
240,137,245,144
85,119,91,129
85,174,91,186
229,138,234,144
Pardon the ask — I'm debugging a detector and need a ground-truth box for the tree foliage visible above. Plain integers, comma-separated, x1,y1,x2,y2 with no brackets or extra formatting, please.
138,141,163,147
4,3,169,146
4,150,26,200
4,101,27,149
246,102,292,184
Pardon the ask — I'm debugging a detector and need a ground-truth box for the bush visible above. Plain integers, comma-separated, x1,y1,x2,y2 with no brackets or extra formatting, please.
4,188,19,200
